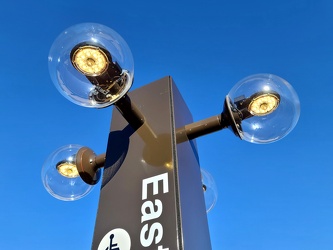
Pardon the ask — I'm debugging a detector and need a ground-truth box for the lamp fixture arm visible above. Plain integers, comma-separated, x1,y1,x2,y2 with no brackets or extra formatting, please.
95,153,106,169
114,94,145,130
176,114,230,143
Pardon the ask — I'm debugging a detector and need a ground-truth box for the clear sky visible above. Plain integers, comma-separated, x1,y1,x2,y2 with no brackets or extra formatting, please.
1,0,333,249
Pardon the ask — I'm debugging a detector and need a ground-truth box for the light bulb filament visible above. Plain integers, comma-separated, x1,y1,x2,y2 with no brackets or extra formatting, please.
71,45,109,76
56,161,79,178
248,93,280,116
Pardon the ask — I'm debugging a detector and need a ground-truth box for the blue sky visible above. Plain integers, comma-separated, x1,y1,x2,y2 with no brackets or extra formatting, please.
1,0,333,249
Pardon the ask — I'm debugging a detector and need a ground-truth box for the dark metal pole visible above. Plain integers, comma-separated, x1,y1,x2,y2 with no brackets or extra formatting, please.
92,76,211,250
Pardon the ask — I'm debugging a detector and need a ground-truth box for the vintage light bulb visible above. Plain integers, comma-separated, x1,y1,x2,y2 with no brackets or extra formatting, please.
48,23,134,108
225,74,300,144
41,144,96,201
201,168,218,213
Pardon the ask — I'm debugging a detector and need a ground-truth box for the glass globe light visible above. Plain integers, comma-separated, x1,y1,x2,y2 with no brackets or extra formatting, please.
41,144,99,201
48,23,134,108
226,74,300,144
201,168,218,213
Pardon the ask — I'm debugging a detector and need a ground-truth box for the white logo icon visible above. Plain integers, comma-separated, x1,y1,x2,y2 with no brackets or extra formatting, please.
98,228,131,250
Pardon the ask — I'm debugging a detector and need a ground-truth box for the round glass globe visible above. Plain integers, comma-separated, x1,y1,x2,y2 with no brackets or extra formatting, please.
48,23,134,108
41,144,96,201
227,74,300,144
201,168,218,213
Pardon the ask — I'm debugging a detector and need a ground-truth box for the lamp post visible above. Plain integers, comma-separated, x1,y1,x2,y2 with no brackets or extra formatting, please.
41,23,300,250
